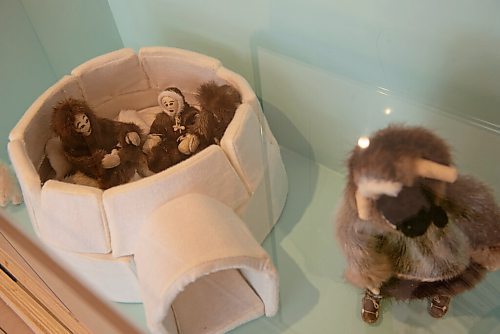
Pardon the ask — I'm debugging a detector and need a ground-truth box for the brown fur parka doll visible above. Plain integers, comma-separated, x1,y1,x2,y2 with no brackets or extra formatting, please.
143,87,200,173
335,124,500,324
143,83,241,173
51,98,152,189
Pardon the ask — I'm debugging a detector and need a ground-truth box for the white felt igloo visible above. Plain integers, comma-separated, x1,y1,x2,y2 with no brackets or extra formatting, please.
8,47,288,334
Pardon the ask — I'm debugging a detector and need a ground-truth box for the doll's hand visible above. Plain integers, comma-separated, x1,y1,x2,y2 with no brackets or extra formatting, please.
125,131,141,146
143,135,162,154
178,134,200,155
102,149,121,169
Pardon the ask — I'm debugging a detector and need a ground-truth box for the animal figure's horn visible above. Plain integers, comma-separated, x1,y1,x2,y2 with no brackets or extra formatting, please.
415,159,458,183
355,191,371,220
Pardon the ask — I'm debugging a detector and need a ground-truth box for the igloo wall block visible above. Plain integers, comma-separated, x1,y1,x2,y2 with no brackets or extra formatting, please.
8,75,85,239
7,140,43,235
40,180,110,253
103,145,250,257
236,148,288,245
171,269,264,334
135,193,279,334
48,246,141,303
9,75,84,167
71,48,151,115
93,89,160,120
221,103,264,193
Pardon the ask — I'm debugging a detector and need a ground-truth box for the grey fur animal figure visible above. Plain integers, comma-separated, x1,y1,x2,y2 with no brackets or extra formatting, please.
335,125,500,324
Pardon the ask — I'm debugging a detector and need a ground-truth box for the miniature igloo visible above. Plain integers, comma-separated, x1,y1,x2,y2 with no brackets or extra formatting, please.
8,47,288,334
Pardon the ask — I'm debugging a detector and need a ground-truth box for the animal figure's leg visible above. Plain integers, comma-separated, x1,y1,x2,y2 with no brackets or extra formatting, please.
361,289,383,324
471,246,500,271
428,295,451,318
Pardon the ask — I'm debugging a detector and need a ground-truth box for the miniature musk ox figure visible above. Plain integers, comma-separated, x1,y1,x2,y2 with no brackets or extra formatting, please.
51,98,152,189
335,125,500,323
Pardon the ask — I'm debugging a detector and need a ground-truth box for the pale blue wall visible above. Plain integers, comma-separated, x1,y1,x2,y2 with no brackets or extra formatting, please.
1,0,498,191
107,0,500,126
0,0,123,162
108,0,499,191
21,0,123,78
0,0,56,161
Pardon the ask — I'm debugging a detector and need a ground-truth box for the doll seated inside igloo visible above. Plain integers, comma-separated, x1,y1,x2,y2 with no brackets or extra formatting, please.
43,81,242,189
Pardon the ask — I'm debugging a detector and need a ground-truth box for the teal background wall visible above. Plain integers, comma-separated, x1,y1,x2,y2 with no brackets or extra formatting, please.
0,0,56,162
1,0,499,191
21,0,123,78
107,0,500,191
107,0,500,126
0,0,123,161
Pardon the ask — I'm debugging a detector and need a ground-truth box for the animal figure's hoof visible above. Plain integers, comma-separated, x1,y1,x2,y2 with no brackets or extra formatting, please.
428,295,451,318
361,289,382,324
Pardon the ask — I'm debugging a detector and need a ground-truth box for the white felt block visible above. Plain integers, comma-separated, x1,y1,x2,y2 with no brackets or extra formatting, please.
72,48,150,107
139,47,227,96
103,145,250,257
9,75,84,167
47,245,141,303
172,269,264,334
93,89,160,120
266,141,289,226
220,102,288,238
233,139,288,242
40,180,110,254
221,103,264,192
135,194,279,334
8,140,43,235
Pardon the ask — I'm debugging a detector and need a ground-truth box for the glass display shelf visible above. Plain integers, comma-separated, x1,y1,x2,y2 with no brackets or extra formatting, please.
3,147,499,334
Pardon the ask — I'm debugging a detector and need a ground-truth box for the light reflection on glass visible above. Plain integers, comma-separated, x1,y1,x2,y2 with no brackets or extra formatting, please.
357,136,370,149
377,87,390,96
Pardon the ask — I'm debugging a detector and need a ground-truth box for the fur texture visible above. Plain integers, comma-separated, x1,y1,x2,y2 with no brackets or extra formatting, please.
335,124,500,301
146,82,242,172
51,98,151,189
146,88,200,173
188,81,242,148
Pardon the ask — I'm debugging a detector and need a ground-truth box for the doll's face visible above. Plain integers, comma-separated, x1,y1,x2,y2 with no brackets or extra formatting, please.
160,96,180,117
74,113,92,136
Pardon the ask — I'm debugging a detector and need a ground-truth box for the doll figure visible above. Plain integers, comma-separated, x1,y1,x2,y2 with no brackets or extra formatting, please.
335,125,500,324
143,87,200,172
51,98,152,189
